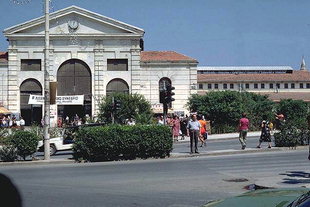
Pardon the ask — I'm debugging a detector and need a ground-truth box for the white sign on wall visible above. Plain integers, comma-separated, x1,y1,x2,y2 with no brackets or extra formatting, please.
28,95,44,105
28,95,84,105
56,95,84,105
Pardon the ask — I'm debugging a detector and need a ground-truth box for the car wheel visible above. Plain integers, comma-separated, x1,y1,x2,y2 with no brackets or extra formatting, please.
50,145,57,156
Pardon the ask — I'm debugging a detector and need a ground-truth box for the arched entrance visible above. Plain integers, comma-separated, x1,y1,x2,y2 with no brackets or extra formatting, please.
57,59,92,122
20,79,42,126
106,78,129,96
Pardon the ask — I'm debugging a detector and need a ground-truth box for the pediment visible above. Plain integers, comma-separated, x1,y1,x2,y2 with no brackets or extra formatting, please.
4,6,144,36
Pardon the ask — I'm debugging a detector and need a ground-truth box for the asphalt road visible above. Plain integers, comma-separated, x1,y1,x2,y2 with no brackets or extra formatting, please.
1,149,309,207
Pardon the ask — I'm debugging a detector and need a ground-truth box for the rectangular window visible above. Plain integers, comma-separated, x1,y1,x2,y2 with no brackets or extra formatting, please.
208,84,212,89
284,83,288,89
261,83,265,89
107,59,128,71
307,83,310,88
291,83,295,89
223,83,227,89
198,84,203,89
215,84,218,89
269,83,273,89
300,83,304,88
230,84,234,89
276,83,281,89
21,59,41,71
245,83,249,89
254,83,258,89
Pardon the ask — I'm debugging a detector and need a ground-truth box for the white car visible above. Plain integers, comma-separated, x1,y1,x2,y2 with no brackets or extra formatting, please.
37,123,104,155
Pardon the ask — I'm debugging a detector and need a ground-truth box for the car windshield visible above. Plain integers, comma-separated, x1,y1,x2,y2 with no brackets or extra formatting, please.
287,191,310,207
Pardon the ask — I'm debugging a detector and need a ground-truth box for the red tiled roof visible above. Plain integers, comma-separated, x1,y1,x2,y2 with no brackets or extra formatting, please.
141,51,197,63
198,71,310,83
0,52,8,63
197,91,310,102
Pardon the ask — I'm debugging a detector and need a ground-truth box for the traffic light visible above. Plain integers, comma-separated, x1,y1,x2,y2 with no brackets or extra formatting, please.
159,89,166,104
114,99,121,111
165,84,175,103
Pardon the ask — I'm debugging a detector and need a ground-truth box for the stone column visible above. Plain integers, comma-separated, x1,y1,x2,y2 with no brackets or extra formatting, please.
130,46,141,94
93,48,105,115
7,48,18,113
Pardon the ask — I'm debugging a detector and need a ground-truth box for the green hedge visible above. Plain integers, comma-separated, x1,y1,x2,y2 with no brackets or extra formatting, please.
73,125,173,162
274,125,310,148
10,131,40,160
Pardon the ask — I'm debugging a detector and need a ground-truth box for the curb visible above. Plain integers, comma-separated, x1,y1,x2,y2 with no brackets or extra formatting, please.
0,146,308,166
0,159,75,166
170,145,309,159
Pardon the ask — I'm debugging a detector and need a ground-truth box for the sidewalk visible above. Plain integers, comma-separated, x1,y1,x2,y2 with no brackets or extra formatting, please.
176,131,261,142
170,130,308,158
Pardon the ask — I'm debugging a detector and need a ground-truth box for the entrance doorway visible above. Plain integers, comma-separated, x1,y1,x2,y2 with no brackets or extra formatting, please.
57,59,92,123
20,79,42,126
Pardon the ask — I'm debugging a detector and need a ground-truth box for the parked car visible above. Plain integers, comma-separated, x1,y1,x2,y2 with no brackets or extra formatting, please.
37,123,104,155
204,188,310,207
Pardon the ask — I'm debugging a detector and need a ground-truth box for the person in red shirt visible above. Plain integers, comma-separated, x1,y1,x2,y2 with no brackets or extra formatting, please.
198,115,207,147
239,113,249,150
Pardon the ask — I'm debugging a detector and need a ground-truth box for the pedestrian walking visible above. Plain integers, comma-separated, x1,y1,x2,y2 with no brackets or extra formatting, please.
172,115,180,142
180,116,188,140
198,115,207,147
257,115,272,148
19,117,25,130
187,114,201,154
239,113,249,150
157,116,164,125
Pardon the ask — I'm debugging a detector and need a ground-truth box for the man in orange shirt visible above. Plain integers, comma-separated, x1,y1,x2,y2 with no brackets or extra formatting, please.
198,115,207,147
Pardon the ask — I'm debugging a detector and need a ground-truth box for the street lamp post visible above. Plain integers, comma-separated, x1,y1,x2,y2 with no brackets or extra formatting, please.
43,0,50,160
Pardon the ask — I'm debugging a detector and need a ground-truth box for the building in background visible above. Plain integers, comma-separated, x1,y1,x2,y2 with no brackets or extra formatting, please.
0,6,198,126
197,58,310,102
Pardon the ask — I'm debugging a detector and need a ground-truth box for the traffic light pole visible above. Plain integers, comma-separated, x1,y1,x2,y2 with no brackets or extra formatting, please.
163,102,168,125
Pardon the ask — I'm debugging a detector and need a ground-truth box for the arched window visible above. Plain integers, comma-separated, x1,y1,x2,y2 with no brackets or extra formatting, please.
20,79,42,126
159,77,172,92
57,59,92,120
106,79,129,96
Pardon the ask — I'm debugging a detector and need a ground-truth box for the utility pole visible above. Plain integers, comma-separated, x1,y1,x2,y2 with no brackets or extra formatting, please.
43,0,50,160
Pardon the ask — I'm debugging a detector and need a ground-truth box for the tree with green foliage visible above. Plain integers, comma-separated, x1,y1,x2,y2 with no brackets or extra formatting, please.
276,99,309,129
187,91,274,133
98,93,153,124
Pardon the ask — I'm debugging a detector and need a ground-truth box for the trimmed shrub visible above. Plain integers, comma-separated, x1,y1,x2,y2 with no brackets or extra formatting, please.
274,124,310,148
0,145,18,162
10,131,40,160
73,125,173,162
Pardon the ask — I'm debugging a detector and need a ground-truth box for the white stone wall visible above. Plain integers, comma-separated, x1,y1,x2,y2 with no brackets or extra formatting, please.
0,65,8,107
198,82,310,93
140,63,197,115
5,36,139,122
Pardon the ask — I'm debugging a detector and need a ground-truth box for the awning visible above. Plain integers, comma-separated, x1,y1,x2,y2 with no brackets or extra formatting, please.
0,107,11,114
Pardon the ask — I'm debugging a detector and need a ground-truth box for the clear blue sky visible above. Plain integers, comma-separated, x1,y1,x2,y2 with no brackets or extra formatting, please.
0,0,309,69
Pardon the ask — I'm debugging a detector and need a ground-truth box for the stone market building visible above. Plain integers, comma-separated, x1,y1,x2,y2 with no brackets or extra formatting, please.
0,6,198,126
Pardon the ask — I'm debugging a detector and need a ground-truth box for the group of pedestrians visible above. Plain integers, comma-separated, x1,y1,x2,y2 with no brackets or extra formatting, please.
159,114,210,154
238,112,284,150
0,115,25,129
